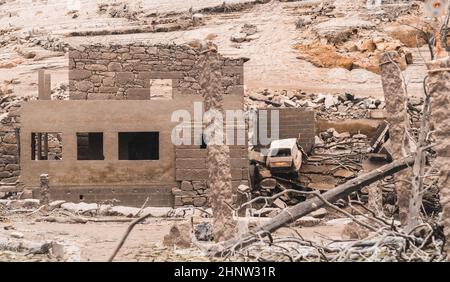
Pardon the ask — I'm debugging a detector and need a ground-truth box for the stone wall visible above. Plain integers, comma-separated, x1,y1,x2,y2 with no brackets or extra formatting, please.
69,43,245,100
0,100,21,185
173,145,249,207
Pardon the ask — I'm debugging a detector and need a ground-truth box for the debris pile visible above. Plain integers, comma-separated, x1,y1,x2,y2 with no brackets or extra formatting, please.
246,89,385,120
248,127,371,214
247,89,427,122
51,83,69,100
26,35,70,53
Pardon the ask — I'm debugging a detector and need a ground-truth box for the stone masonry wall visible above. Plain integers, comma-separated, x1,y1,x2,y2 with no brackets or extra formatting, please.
173,145,249,207
68,43,246,208
0,100,21,186
69,43,244,100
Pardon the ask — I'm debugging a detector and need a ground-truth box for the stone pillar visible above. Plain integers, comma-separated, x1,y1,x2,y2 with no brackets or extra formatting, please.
39,173,50,206
379,51,412,225
198,42,236,242
426,57,450,260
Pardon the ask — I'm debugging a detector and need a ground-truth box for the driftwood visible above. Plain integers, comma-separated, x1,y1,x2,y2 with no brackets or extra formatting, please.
37,215,134,224
108,213,153,262
209,156,415,256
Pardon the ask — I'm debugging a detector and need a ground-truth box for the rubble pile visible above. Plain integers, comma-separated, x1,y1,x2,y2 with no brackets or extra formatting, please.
246,89,385,120
97,2,144,21
28,35,70,53
247,89,428,122
249,127,371,213
51,83,69,100
299,129,369,191
0,28,20,49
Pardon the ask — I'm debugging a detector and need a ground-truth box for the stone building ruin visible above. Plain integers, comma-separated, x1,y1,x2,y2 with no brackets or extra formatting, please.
0,43,318,208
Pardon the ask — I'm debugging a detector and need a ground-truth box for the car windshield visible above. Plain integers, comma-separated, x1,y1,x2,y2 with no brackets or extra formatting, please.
269,148,291,157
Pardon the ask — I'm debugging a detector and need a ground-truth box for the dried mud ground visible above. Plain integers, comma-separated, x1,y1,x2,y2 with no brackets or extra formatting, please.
0,214,344,261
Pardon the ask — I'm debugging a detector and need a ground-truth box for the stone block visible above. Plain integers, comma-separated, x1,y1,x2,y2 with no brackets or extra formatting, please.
85,64,108,71
76,81,94,92
116,72,134,84
107,62,122,72
193,197,207,207
126,88,150,100
69,70,91,80
181,181,193,191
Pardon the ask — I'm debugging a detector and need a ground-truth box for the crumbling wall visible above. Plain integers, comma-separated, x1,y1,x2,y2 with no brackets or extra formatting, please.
0,100,21,185
68,43,244,100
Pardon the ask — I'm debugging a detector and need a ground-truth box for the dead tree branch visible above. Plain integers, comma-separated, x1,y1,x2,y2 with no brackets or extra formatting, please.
206,156,415,256
108,213,153,262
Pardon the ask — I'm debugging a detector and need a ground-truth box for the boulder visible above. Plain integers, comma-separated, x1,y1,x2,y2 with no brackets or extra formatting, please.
309,208,328,219
10,231,24,239
241,24,257,36
324,95,338,109
163,222,192,248
230,33,247,43
51,241,81,262
194,222,213,241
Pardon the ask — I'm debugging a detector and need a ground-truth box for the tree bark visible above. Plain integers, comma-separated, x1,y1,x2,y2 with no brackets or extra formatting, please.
379,51,412,225
198,43,236,242
426,57,450,261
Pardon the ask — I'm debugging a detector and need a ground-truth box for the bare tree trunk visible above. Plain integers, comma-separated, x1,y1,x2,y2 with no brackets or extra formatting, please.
210,156,415,256
198,43,236,242
426,57,450,261
406,88,431,231
367,183,383,216
379,52,412,225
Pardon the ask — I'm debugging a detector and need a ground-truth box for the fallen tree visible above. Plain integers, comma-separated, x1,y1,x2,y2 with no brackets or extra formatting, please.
208,156,415,256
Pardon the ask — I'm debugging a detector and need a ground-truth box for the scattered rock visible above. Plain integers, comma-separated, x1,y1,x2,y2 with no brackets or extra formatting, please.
241,24,257,36
309,208,328,219
341,221,370,240
230,33,247,43
293,216,321,227
324,95,338,109
194,222,213,241
10,231,24,239
51,241,81,262
163,222,192,248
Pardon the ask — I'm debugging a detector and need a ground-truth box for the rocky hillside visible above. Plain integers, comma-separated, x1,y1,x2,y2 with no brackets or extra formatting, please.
0,0,434,99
